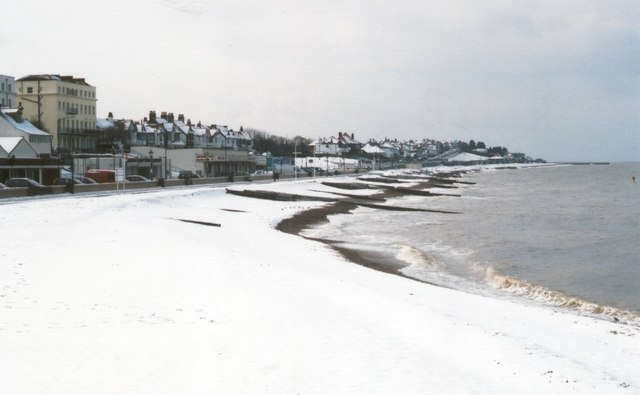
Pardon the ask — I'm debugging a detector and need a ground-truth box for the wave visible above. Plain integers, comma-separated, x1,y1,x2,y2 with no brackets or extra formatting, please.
392,243,442,268
485,267,640,326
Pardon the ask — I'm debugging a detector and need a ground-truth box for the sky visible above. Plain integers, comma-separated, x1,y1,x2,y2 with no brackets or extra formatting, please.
2,0,638,161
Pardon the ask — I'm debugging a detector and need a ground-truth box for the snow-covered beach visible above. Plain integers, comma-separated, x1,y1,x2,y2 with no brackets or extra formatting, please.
1,175,638,394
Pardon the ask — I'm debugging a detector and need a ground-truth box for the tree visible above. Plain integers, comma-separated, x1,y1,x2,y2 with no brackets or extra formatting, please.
476,141,486,149
469,140,476,150
244,128,313,156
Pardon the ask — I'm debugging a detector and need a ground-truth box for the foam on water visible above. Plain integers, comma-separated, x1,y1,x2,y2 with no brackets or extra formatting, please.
392,243,440,268
485,267,640,326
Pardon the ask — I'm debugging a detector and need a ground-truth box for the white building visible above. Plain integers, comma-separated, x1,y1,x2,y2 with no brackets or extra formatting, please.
311,137,343,156
0,74,16,109
16,74,97,151
0,107,52,156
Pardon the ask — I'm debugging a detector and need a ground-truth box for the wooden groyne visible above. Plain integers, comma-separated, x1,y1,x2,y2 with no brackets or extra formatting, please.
321,181,380,190
226,188,461,214
426,176,476,185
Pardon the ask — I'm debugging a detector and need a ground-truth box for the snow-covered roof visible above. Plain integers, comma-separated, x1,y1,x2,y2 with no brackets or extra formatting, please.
312,137,340,145
212,127,251,141
447,152,489,162
339,134,361,145
96,118,115,130
380,141,397,149
191,127,207,136
0,108,51,136
362,144,383,154
174,121,190,134
0,137,23,153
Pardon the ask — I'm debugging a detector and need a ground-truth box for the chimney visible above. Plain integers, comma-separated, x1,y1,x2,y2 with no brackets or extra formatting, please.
160,111,167,120
178,113,185,122
168,113,174,122
149,111,156,123
339,132,342,139
187,119,191,126
107,112,113,122
351,133,354,139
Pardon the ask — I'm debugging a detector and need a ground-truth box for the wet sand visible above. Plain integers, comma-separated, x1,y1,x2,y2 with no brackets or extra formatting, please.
276,201,429,283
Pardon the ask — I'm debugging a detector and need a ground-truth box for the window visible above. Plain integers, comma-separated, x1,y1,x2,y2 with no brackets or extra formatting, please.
27,87,33,93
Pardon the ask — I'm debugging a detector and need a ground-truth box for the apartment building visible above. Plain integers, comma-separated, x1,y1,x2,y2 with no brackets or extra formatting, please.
0,74,16,108
16,74,97,152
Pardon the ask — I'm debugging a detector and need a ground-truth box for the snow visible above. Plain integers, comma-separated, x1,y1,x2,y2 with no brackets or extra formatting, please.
0,109,50,136
447,152,491,162
0,179,638,394
0,137,23,153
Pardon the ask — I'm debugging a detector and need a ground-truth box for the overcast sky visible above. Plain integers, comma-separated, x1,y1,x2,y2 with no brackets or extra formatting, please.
3,0,638,161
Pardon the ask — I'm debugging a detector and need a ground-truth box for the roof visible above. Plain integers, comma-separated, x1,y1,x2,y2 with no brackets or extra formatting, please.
174,121,190,134
191,127,207,136
0,137,23,153
362,144,383,154
96,118,115,130
0,108,51,136
16,74,93,86
213,127,251,141
447,152,489,162
312,137,340,145
16,74,62,82
339,134,360,144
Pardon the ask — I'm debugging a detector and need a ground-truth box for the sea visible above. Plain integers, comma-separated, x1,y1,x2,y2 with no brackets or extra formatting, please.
302,163,640,324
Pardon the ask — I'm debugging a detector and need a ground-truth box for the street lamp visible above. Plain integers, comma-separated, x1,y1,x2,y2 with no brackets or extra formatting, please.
149,149,154,179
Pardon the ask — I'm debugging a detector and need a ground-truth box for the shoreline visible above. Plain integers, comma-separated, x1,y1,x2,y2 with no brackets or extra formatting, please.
275,177,640,327
276,201,437,285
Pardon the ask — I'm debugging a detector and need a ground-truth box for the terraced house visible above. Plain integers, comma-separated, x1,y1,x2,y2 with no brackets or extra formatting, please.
97,110,255,178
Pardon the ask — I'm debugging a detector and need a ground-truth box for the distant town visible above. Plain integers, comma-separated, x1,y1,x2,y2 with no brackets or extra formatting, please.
1,73,544,188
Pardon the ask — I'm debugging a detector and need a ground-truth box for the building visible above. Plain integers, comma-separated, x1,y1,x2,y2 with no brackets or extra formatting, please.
0,74,16,108
0,107,52,156
337,132,362,154
97,111,255,178
310,137,342,156
15,74,97,152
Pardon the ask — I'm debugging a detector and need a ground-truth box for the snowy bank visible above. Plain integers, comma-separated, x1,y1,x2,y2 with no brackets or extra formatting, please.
0,179,638,394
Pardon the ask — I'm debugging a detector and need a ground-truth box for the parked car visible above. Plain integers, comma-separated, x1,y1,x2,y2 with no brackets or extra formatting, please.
85,169,116,183
4,178,51,195
0,182,6,189
178,171,201,179
233,171,253,181
5,178,45,189
75,176,97,184
52,177,83,186
125,175,150,182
